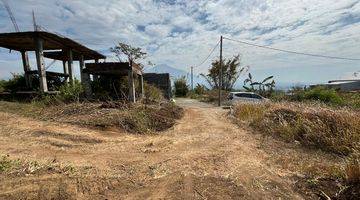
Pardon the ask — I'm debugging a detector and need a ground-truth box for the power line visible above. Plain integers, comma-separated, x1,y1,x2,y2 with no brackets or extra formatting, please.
223,37,360,61
193,40,220,69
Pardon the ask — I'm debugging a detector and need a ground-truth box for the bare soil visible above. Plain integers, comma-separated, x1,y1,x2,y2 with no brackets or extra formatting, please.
0,99,343,199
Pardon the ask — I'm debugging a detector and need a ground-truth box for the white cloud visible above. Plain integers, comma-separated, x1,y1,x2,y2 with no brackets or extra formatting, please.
0,0,359,84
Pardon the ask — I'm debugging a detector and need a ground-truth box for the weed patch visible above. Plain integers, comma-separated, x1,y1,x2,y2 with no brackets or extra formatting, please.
0,101,183,134
234,102,360,155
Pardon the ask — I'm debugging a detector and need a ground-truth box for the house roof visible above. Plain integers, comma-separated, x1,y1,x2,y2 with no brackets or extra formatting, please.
0,31,105,60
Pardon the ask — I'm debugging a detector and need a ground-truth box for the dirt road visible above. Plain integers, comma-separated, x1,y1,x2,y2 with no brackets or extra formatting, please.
0,99,319,199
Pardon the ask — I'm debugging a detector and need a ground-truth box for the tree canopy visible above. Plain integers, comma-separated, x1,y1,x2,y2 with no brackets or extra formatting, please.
201,54,248,91
110,42,147,63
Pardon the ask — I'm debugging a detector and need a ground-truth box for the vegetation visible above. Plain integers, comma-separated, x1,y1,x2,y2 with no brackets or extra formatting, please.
270,86,360,109
233,102,360,198
0,73,28,93
110,42,148,69
57,80,84,103
288,86,343,104
234,102,359,155
243,73,275,97
174,76,189,97
201,54,248,91
0,154,76,175
194,84,207,95
144,82,164,103
0,100,183,134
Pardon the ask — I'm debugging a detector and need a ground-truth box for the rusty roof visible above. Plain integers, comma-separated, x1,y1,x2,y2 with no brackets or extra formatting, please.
0,31,105,60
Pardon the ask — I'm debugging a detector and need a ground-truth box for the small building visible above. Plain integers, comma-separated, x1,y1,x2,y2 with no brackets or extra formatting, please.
143,73,172,99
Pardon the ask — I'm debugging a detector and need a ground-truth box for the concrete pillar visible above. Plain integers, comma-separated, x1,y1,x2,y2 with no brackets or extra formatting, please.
35,37,48,92
140,75,144,99
128,70,136,103
93,59,99,81
62,60,69,82
67,49,74,83
21,51,32,88
79,55,92,99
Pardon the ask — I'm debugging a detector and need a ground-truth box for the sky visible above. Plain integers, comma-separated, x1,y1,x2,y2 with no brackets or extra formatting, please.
0,0,359,86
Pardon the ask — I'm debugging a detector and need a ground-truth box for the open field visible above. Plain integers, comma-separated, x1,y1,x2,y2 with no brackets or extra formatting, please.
0,99,357,199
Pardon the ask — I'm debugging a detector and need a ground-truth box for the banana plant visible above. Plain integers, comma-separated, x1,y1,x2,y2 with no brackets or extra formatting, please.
243,73,255,92
243,73,275,97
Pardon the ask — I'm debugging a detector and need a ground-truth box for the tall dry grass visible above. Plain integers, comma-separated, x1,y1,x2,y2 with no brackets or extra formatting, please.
233,101,360,197
233,102,360,155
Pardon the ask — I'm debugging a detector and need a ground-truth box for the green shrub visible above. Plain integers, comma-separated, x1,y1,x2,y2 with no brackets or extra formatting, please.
0,155,14,172
58,80,84,103
174,76,189,97
0,73,27,93
0,80,5,93
287,87,344,106
144,83,164,103
304,87,343,105
194,84,207,95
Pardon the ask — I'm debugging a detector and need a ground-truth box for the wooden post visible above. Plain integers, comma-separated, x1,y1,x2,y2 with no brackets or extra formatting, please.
140,75,144,99
67,49,74,83
218,35,223,107
21,51,32,88
35,37,48,92
79,55,92,99
128,61,136,103
191,66,193,90
62,60,69,82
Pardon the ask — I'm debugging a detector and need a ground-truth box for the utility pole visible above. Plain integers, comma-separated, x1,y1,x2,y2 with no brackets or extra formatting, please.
218,36,223,107
191,66,194,90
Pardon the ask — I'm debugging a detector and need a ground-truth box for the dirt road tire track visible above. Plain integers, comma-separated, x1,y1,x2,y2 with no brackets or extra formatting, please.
0,99,309,199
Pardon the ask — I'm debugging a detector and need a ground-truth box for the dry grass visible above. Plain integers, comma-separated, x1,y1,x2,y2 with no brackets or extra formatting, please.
233,101,360,198
0,154,76,176
346,154,360,184
234,102,360,155
0,101,184,134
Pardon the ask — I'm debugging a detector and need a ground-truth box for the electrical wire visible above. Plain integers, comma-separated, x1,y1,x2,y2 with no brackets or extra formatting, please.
193,40,220,69
223,37,360,61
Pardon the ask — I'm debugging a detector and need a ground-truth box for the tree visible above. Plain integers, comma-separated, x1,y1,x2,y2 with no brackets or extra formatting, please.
110,42,147,64
201,54,248,91
174,76,189,97
243,73,275,97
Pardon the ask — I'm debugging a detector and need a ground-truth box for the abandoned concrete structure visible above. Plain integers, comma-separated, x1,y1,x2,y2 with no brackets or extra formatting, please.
0,31,105,96
84,61,144,102
0,31,170,102
143,73,172,99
